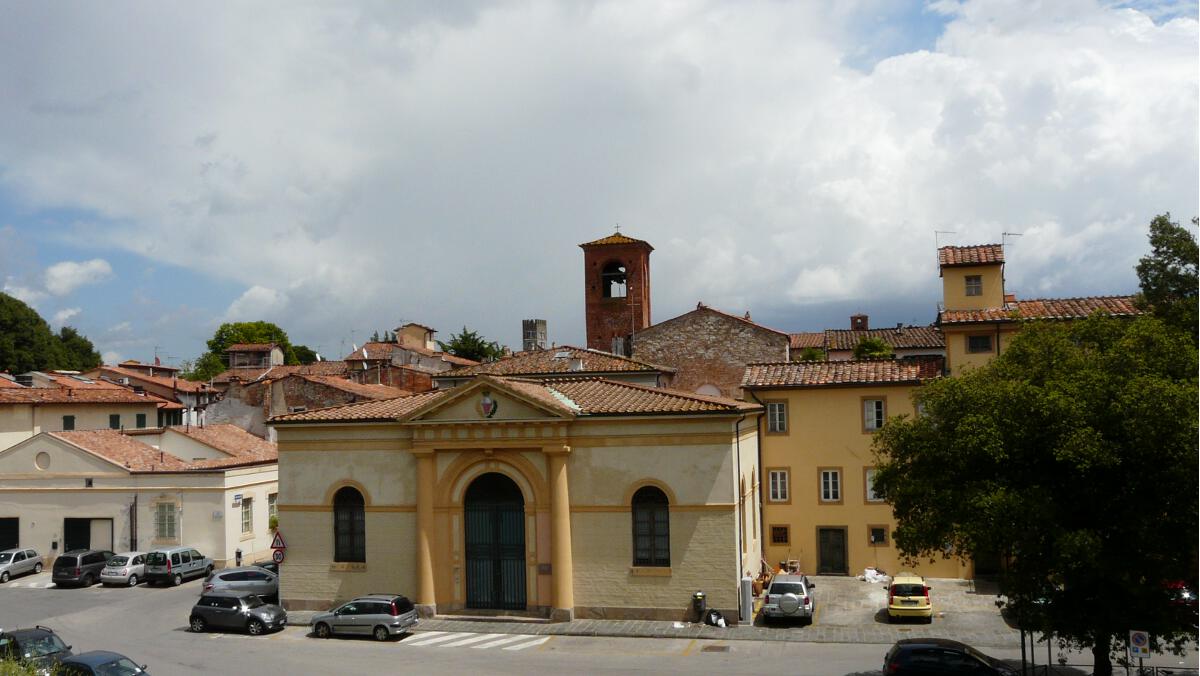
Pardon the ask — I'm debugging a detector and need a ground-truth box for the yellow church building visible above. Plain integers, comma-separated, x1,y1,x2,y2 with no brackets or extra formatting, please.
271,375,762,622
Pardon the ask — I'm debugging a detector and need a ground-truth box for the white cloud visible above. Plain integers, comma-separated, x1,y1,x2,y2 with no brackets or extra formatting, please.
52,307,81,326
44,259,113,296
2,278,46,306
0,1,1193,353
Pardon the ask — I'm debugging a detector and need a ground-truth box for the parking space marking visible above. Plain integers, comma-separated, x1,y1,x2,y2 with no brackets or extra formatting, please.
439,633,506,648
503,636,551,651
470,635,530,649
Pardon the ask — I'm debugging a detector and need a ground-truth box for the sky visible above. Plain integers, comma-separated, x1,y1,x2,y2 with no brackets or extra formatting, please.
0,0,1196,367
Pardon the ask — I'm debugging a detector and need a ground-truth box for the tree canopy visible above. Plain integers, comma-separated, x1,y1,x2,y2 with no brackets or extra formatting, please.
872,315,1197,674
796,346,825,362
437,326,503,363
852,336,892,359
292,344,319,365
0,293,99,373
184,321,300,381
1135,213,1198,338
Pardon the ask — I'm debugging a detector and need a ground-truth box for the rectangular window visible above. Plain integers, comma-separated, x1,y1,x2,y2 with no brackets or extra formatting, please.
862,398,885,432
820,468,842,503
62,415,75,431
869,525,889,546
770,525,790,546
135,413,146,429
766,401,787,433
967,334,993,353
965,275,982,296
155,503,176,539
241,497,253,534
268,493,278,521
767,469,790,503
865,468,883,502
108,414,121,430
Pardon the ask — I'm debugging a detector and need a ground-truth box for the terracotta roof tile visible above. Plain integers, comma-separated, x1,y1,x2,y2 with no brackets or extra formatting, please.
938,244,1004,267
743,356,945,388
227,343,277,352
343,342,396,362
0,387,157,405
211,362,350,384
789,332,825,350
0,375,22,388
938,296,1141,325
168,424,278,468
49,426,277,472
825,325,945,351
271,390,447,423
298,375,410,399
50,430,192,472
119,360,180,372
91,365,212,393
579,232,654,249
439,346,668,378
639,303,789,339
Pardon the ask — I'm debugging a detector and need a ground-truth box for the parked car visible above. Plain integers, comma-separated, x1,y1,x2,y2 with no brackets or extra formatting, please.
760,574,816,624
310,594,419,641
144,546,212,586
253,560,279,576
0,548,42,583
52,549,115,587
0,625,74,672
887,572,933,624
100,551,147,587
202,566,278,601
884,638,1017,675
189,591,286,636
58,650,149,675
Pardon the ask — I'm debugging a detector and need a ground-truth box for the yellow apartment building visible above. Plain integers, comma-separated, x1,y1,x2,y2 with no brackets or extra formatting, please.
270,375,762,623
743,358,969,579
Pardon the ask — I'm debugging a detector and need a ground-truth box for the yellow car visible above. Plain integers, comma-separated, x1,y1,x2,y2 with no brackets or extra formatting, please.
887,573,933,623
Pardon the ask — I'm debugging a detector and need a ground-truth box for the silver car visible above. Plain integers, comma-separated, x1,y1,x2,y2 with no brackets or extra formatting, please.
0,548,42,583
202,566,278,601
310,594,419,642
100,551,147,587
760,574,817,624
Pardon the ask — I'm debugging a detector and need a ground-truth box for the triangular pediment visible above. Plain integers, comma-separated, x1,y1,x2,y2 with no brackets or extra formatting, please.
0,434,132,475
403,376,575,423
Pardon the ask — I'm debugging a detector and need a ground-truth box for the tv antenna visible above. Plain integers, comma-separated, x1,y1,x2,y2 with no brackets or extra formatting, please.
1002,231,1023,248
933,230,957,249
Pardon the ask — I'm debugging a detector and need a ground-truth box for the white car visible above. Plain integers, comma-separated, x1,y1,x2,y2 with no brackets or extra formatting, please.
101,551,147,587
0,548,42,583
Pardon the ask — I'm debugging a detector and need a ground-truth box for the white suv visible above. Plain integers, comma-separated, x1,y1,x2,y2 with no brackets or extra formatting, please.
761,574,816,624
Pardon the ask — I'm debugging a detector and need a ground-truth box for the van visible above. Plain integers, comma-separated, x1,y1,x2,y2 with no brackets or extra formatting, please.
144,547,212,586
51,550,115,587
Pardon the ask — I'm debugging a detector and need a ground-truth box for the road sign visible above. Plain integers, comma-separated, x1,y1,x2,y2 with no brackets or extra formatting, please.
1129,630,1150,658
271,549,285,564
270,531,286,550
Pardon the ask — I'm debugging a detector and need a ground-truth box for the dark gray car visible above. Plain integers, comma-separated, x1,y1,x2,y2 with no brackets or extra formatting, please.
310,594,418,641
0,548,42,583
189,591,286,636
201,566,278,601
52,549,114,587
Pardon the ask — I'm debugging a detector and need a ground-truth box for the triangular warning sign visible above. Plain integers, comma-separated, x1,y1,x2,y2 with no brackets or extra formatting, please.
270,531,286,549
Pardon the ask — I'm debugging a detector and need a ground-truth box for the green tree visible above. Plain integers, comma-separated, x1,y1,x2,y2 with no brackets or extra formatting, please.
56,326,101,371
184,321,299,381
852,336,892,359
292,344,319,365
872,316,1197,675
0,293,67,373
796,346,825,362
437,326,503,363
1135,213,1198,338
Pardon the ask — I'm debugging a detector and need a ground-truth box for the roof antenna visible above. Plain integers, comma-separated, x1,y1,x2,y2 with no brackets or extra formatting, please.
614,223,620,233
934,230,957,267
1002,231,1023,248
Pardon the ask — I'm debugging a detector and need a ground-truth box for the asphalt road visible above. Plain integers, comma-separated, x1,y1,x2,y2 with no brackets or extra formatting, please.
1,571,1196,675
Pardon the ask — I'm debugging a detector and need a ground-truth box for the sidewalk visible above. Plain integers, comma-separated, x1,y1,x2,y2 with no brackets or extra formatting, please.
285,576,1021,648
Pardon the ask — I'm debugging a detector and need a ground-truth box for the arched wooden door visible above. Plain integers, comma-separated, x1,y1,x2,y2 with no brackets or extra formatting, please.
464,473,526,610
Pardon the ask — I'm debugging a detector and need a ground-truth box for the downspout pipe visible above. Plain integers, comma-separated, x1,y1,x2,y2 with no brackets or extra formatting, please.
746,389,766,573
734,413,746,621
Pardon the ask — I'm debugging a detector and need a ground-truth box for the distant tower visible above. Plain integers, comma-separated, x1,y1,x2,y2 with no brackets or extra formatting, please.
580,232,653,355
522,319,548,352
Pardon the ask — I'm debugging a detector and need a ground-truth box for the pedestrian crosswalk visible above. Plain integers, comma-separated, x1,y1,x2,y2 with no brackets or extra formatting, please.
401,631,551,652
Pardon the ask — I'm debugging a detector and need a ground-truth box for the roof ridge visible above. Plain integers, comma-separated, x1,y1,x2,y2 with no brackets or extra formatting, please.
1011,294,1137,302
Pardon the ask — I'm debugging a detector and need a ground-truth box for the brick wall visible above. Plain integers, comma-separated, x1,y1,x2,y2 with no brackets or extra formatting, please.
583,242,652,352
633,308,789,398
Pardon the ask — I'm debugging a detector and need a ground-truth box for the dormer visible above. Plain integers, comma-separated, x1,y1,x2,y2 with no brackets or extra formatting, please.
396,323,437,351
938,244,1005,311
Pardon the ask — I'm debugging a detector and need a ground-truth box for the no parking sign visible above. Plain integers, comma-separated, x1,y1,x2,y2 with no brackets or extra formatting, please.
1129,630,1150,659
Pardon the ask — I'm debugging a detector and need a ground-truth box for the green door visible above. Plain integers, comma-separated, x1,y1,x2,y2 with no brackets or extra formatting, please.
464,473,526,610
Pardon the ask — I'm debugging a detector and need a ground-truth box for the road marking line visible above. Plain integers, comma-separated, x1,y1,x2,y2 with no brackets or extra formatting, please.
404,632,469,647
503,636,551,651
681,639,698,656
471,635,530,649
439,633,505,647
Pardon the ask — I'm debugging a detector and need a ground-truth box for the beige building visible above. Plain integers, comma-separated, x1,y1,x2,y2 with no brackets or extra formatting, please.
0,424,277,566
743,358,968,579
0,376,165,451
271,375,762,623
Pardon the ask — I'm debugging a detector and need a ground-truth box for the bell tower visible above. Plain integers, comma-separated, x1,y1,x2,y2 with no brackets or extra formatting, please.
580,232,653,354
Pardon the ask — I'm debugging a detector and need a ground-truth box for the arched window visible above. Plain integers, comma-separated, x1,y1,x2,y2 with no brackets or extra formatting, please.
333,486,366,562
601,261,627,298
631,485,669,567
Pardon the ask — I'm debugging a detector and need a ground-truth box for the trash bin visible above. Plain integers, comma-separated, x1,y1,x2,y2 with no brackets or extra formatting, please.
692,590,707,623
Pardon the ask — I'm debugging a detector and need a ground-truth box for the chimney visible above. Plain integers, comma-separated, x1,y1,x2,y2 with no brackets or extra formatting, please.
569,358,584,372
851,314,869,330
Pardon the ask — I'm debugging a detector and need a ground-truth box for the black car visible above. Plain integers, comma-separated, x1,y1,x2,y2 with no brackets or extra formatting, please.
0,625,74,671
58,650,149,675
189,590,287,636
52,549,115,587
884,638,1017,675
